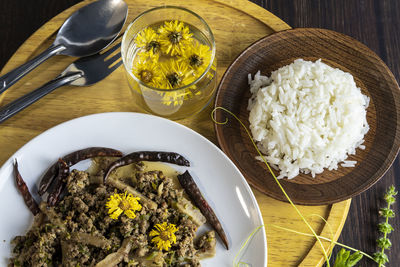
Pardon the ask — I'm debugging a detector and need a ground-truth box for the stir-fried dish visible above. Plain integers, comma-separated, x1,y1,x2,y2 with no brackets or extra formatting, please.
9,148,228,267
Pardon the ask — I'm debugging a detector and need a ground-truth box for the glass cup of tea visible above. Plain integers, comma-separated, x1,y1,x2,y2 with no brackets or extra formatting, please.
121,6,217,120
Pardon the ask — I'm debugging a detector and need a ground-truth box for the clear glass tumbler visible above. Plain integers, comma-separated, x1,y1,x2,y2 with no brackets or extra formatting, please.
121,6,217,120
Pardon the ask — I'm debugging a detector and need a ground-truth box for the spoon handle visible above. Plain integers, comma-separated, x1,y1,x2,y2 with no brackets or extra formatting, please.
0,44,66,94
0,72,82,124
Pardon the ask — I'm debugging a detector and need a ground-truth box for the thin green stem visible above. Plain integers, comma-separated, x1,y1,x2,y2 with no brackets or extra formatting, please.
308,214,335,261
269,224,374,261
212,107,330,266
233,225,264,266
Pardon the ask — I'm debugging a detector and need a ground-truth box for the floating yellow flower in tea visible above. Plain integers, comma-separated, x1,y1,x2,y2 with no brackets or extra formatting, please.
158,20,192,56
135,27,162,58
160,60,195,89
159,60,197,106
181,41,213,76
150,222,178,251
106,192,142,220
132,20,213,106
133,59,163,88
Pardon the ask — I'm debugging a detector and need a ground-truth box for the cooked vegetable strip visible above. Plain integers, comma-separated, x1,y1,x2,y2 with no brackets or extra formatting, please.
70,232,111,249
13,159,40,215
107,177,157,210
104,151,190,182
178,170,229,250
95,237,133,267
38,147,123,195
39,202,67,232
175,197,206,226
47,159,69,206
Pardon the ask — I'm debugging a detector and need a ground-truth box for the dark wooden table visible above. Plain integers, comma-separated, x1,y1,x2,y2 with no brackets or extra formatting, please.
1,0,399,266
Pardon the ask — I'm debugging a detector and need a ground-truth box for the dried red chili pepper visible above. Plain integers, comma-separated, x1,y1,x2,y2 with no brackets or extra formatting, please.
38,147,123,195
103,151,190,182
177,170,229,250
47,159,69,206
13,159,40,215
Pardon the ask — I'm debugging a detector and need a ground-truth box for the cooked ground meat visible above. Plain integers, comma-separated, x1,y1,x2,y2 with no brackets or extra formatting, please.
9,161,215,267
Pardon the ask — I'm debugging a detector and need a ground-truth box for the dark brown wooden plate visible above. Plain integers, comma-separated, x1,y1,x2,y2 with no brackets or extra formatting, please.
214,28,400,205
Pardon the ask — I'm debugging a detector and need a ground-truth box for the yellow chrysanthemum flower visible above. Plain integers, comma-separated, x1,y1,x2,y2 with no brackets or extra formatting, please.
135,27,162,58
161,60,196,106
181,41,212,76
158,60,197,106
133,59,163,87
160,60,195,89
158,20,193,56
149,222,178,251
106,192,142,220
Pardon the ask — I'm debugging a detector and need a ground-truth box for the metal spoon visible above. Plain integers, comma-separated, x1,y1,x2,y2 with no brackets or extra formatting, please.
0,0,128,94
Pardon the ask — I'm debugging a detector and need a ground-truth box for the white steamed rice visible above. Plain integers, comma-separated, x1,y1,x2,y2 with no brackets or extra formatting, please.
248,59,369,179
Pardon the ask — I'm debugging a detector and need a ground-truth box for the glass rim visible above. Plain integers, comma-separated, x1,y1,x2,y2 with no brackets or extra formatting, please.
121,5,216,92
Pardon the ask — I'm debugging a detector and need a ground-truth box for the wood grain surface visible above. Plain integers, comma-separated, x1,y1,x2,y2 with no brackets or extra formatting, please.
0,1,347,267
215,28,400,205
0,1,399,267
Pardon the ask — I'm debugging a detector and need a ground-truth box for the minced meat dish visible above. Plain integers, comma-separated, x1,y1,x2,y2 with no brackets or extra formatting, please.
9,158,216,266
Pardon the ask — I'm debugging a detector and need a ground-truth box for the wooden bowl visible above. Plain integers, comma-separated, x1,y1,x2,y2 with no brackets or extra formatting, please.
214,28,400,205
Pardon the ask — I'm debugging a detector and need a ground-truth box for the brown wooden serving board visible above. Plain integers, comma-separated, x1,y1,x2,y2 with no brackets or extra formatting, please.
0,0,351,266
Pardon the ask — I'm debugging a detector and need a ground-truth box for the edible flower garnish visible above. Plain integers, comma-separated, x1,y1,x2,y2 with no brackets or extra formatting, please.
106,192,142,220
135,27,161,58
181,41,212,75
160,60,194,89
158,20,192,56
149,222,178,251
158,59,198,106
133,59,163,87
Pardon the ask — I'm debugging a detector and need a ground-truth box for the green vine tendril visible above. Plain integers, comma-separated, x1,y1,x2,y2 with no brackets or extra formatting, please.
211,106,331,266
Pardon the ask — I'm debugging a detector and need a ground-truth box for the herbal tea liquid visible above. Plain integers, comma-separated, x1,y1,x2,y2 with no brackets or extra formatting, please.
123,20,217,120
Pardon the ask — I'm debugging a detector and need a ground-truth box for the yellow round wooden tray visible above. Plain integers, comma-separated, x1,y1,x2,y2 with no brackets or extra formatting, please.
0,0,350,266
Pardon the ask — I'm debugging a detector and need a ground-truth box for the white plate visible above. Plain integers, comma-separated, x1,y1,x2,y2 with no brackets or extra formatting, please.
0,112,266,266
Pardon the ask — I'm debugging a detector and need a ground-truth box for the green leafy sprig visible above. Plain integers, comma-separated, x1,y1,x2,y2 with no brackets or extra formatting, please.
373,185,397,266
333,249,363,267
